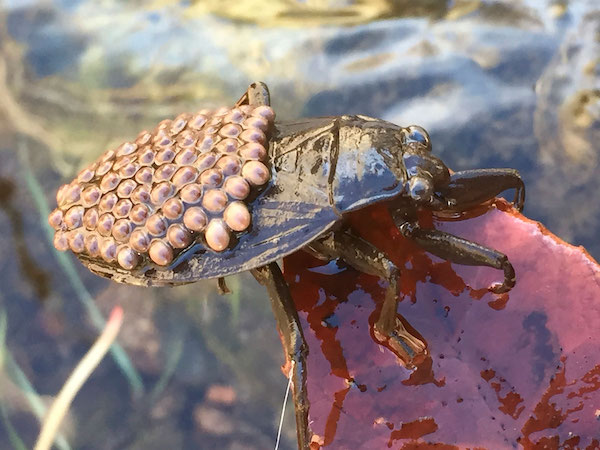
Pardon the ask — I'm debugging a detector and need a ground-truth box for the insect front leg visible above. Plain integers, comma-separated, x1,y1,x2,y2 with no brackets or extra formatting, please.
437,168,525,212
307,229,428,364
251,263,311,450
235,81,271,107
390,206,516,294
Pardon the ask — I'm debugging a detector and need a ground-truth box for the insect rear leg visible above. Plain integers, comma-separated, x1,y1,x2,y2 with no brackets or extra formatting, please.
308,229,427,363
235,81,271,107
251,263,310,450
390,207,515,294
437,168,525,212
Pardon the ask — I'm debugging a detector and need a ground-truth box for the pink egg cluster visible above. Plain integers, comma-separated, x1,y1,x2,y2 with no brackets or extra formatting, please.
49,104,275,270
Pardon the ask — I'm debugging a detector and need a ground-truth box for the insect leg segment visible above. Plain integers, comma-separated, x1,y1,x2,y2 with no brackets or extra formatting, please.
235,81,271,107
307,229,428,363
251,263,311,450
217,277,230,295
390,207,516,294
437,168,525,212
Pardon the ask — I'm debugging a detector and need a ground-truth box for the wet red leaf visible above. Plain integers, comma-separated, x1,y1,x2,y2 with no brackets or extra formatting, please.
283,200,600,449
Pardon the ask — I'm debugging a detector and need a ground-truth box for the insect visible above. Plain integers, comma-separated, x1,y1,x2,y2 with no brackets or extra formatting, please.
48,82,525,449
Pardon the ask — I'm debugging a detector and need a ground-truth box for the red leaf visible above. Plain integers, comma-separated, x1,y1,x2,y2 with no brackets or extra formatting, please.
283,200,600,449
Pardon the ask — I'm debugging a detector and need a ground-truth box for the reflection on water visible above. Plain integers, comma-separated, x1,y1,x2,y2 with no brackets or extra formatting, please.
0,0,598,448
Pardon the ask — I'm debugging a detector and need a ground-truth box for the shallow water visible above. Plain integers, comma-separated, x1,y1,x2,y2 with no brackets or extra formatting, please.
0,1,598,449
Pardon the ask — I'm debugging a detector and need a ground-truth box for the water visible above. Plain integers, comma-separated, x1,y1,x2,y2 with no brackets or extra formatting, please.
0,1,598,449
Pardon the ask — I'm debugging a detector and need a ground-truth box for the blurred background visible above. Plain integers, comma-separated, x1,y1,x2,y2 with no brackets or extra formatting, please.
0,0,598,449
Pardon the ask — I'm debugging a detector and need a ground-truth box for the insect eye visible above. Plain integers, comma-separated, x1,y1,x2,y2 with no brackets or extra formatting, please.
408,176,432,202
404,126,431,152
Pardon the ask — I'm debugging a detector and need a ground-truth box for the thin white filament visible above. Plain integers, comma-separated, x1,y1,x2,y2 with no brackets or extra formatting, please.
275,362,294,450
34,307,123,450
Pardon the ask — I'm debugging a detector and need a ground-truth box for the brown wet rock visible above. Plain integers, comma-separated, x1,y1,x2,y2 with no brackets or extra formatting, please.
205,385,237,406
193,405,235,436
94,285,164,374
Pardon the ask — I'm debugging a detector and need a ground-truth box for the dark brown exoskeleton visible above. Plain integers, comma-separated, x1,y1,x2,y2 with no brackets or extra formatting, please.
48,82,525,449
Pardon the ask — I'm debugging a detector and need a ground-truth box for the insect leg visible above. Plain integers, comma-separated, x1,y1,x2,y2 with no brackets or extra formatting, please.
251,263,311,450
308,230,427,363
217,277,230,294
235,81,271,107
391,208,515,294
437,168,525,212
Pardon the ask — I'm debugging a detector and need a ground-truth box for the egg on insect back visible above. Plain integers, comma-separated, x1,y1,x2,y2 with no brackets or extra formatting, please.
48,105,275,270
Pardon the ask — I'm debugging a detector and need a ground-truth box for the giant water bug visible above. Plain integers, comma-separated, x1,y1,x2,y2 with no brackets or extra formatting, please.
49,82,525,449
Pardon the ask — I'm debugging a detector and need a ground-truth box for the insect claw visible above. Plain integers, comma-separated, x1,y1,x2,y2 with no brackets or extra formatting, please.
513,182,526,212
217,277,231,295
